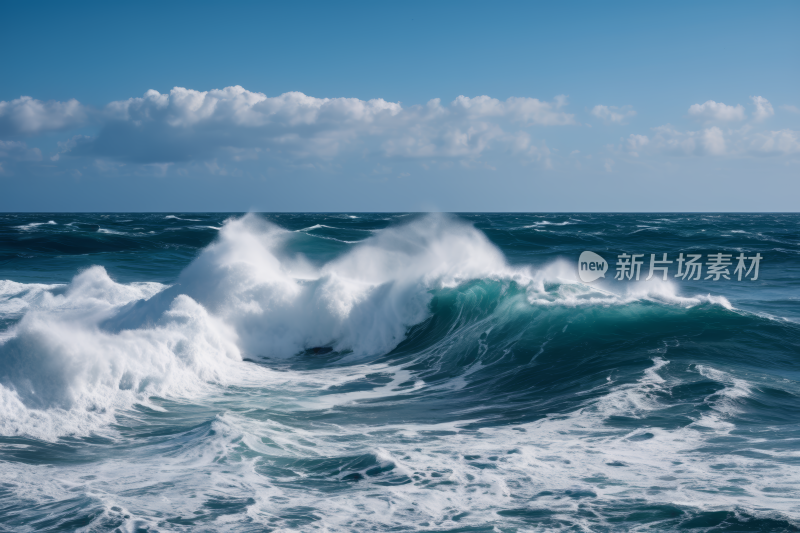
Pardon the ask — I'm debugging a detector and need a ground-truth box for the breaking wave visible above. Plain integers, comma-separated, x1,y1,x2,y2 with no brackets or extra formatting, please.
0,214,754,441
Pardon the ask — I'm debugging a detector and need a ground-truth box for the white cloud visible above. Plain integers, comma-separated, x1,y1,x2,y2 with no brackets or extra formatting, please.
104,86,403,128
781,105,800,114
649,125,698,155
751,96,774,121
66,86,574,163
0,96,86,136
452,94,574,125
637,124,800,158
688,100,745,122
104,87,573,132
647,125,728,156
0,140,42,161
381,116,507,159
625,134,649,156
3,86,798,178
591,105,636,124
703,126,726,155
686,96,774,123
748,129,800,155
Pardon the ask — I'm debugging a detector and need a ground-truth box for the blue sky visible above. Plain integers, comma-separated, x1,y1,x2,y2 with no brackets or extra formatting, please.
1,0,798,211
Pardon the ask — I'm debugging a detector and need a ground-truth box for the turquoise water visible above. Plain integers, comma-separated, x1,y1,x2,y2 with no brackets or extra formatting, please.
1,213,799,532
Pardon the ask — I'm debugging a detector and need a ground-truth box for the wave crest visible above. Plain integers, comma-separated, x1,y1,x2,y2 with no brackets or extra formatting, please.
0,214,744,438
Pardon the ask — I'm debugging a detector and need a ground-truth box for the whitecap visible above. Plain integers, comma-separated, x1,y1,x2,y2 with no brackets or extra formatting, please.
15,221,57,231
164,215,201,221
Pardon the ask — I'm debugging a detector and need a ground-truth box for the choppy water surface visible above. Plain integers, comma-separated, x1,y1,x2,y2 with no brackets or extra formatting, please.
1,213,799,532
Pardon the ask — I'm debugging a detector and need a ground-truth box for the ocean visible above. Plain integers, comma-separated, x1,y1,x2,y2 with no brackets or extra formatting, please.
0,213,799,532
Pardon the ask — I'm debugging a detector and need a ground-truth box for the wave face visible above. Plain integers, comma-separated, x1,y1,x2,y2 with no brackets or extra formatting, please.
1,212,799,531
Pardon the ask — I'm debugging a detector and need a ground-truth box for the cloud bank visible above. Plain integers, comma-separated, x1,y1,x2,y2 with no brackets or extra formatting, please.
0,87,797,179
64,87,572,164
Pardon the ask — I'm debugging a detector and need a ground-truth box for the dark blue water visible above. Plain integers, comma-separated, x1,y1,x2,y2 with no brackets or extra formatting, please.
1,213,799,532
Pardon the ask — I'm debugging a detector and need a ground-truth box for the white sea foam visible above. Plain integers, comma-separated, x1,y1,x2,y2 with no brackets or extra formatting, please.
296,223,337,231
15,220,57,231
0,214,511,438
97,228,131,235
0,214,740,442
108,214,514,361
2,358,793,531
164,215,201,221
697,365,753,417
0,280,66,320
526,270,734,311
300,232,364,243
521,220,573,228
